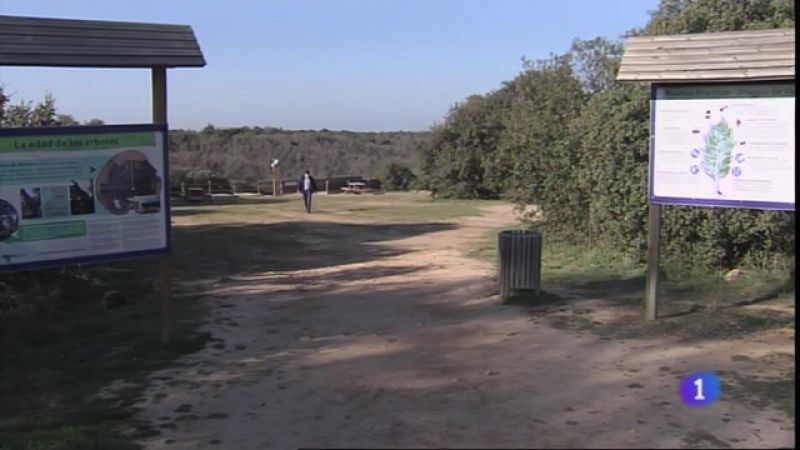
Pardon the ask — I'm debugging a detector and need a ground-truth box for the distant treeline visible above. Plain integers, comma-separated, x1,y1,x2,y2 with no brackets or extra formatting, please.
169,126,429,184
416,0,795,271
0,90,428,188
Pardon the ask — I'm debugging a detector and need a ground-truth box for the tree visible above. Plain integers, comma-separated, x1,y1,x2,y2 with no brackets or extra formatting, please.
169,127,427,184
0,88,86,312
644,0,794,35
0,88,6,125
596,0,796,269
569,37,624,96
496,53,586,210
379,161,417,191
415,0,795,270
0,90,58,128
570,83,651,259
416,85,513,199
56,114,79,126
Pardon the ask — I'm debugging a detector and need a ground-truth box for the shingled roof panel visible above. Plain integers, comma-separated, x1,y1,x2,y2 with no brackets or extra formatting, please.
0,15,205,68
618,28,794,82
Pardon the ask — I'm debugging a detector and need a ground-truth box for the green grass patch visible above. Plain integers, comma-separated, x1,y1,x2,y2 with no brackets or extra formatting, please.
467,227,643,282
0,423,139,450
467,228,795,342
602,299,795,342
465,227,502,262
172,192,499,224
0,260,209,449
539,239,644,288
721,366,795,418
325,193,499,222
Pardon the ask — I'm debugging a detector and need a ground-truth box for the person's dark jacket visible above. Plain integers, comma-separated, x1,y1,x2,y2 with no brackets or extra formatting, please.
298,175,318,193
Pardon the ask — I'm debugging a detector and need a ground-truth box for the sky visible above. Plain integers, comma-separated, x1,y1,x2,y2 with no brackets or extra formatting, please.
0,0,659,131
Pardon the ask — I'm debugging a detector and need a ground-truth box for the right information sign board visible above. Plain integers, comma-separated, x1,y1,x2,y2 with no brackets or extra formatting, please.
651,82,795,210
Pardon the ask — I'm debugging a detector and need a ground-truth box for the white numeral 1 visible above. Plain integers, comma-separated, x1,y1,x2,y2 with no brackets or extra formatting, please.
694,377,705,401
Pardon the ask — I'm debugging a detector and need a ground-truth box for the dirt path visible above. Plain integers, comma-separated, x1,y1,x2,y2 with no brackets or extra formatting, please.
132,203,794,449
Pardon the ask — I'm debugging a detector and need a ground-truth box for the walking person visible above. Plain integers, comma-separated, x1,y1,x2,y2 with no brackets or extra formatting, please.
298,170,318,214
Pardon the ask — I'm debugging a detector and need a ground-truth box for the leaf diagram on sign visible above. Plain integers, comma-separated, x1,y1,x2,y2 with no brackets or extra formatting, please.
701,117,735,196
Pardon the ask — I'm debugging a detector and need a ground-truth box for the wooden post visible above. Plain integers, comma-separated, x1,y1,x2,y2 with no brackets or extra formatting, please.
272,167,277,197
325,179,329,194
644,203,661,321
152,66,174,343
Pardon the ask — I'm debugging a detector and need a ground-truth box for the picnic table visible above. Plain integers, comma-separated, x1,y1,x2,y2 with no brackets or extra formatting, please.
341,181,372,194
184,187,211,202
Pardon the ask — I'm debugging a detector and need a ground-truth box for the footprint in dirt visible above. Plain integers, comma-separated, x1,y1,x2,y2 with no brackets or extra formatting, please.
682,429,732,448
174,404,193,413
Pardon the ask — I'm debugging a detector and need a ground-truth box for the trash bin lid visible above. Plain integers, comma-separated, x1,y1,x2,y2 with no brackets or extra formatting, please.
499,229,540,236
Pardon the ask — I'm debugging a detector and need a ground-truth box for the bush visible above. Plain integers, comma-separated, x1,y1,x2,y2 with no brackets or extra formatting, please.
415,0,796,272
379,161,417,191
571,83,650,261
569,83,795,270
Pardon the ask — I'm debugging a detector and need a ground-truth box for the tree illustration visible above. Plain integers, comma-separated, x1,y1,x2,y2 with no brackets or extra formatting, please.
701,118,735,196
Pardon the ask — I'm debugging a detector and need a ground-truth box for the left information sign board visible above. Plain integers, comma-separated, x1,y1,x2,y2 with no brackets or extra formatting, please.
0,124,170,272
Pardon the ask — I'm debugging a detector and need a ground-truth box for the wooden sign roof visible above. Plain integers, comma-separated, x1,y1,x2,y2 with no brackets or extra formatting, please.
618,28,794,83
0,15,205,68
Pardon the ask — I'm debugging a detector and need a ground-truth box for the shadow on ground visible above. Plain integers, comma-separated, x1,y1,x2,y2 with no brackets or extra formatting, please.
503,271,795,343
501,290,565,308
171,197,291,208
162,269,794,449
544,274,646,299
172,221,457,281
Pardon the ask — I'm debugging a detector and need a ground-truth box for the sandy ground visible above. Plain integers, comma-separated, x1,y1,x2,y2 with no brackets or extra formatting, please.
129,203,794,449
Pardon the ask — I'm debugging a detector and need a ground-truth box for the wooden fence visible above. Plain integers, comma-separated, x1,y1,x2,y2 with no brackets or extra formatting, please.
170,176,382,198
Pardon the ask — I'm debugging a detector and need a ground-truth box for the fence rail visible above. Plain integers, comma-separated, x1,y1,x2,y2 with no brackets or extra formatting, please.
170,176,382,198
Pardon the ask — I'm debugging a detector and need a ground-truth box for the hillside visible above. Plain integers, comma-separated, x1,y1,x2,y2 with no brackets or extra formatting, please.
169,126,429,183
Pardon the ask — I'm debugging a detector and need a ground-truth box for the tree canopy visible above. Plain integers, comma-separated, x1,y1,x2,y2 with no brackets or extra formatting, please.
415,0,795,270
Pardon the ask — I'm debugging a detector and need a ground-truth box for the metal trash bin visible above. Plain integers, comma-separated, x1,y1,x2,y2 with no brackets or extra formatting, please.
498,230,542,301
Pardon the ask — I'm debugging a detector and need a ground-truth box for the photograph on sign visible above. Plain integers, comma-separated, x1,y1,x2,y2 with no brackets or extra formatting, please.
651,83,795,210
0,125,169,271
